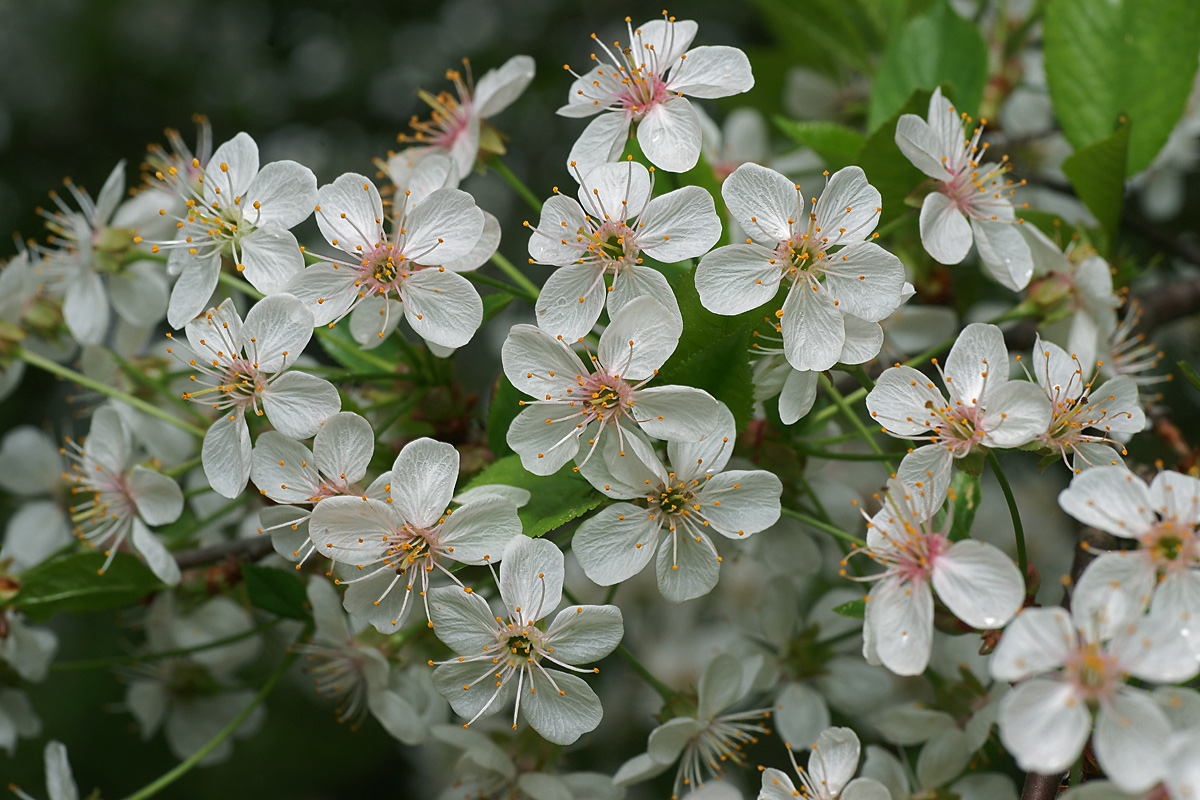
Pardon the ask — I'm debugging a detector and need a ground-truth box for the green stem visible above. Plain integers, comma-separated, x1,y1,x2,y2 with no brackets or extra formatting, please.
115,623,312,800
164,456,202,479
372,387,428,439
873,208,916,239
52,620,280,672
109,350,210,424
490,158,543,213
986,450,1028,582
15,347,207,439
218,272,264,300
796,448,897,462
615,644,675,703
602,584,619,605
466,270,537,304
781,507,866,546
819,374,894,473
489,252,541,300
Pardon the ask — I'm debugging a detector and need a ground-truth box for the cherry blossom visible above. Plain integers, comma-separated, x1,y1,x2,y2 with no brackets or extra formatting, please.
895,87,1033,290
166,295,341,498
527,159,719,341
428,535,623,745
7,741,80,800
559,15,754,174
695,163,904,372
501,295,720,475
759,727,889,800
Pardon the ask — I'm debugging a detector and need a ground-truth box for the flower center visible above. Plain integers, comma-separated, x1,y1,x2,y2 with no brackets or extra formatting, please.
1142,520,1197,570
580,373,632,422
1065,642,1118,699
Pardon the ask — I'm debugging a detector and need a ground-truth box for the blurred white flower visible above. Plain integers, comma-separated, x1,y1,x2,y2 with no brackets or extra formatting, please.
758,726,888,800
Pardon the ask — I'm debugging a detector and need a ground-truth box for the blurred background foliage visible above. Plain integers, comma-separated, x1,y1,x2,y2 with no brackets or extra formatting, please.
2,0,1200,796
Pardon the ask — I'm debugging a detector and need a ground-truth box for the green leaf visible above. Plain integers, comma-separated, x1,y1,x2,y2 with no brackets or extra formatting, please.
1044,0,1200,174
241,563,310,620
949,472,981,541
487,374,521,457
316,324,402,374
773,118,866,170
867,0,989,131
832,598,866,619
11,552,165,621
482,291,514,323
1061,121,1130,256
1177,360,1200,392
855,88,932,225
464,455,603,538
956,448,985,477
749,0,877,73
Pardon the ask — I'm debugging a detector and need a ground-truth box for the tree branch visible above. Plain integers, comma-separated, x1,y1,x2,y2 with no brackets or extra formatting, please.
172,536,275,570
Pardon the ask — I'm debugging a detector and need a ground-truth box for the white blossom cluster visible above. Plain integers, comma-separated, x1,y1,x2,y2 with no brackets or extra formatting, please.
2,9,1200,800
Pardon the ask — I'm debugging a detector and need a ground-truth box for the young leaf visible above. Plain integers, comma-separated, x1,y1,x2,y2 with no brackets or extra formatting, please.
463,455,603,538
1044,0,1200,175
773,118,866,171
1177,360,1200,392
487,374,521,458
949,472,981,541
1061,121,1130,256
316,324,403,374
867,0,989,131
10,552,166,621
855,88,932,225
241,563,310,620
832,598,867,619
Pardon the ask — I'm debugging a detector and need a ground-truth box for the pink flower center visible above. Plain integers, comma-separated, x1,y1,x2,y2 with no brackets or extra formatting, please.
1140,520,1198,572
1064,642,1119,700
578,371,634,424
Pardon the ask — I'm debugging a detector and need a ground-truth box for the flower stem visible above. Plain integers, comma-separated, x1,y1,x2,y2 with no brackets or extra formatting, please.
114,623,312,800
781,506,866,546
488,252,541,300
489,158,543,213
164,456,202,479
51,619,280,672
615,644,675,703
217,271,264,300
14,347,208,439
466,269,537,304
818,374,894,473
986,450,1028,581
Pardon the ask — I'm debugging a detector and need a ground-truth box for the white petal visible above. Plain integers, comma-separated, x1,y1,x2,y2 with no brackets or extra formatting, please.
597,295,682,380
201,412,251,498
1094,690,1171,793
867,576,933,676
261,371,341,439
779,369,818,424
656,527,720,602
131,518,181,586
206,133,259,199
567,113,631,178
1149,469,1200,526
241,293,314,372
437,496,522,565
945,322,1008,406
523,668,602,745
529,195,590,265
244,160,317,230
1072,552,1156,640
314,412,373,485
43,740,79,800
401,268,483,349
63,269,109,345
990,607,1074,681
251,432,320,504
638,186,721,263
576,160,651,221
809,726,862,796
84,405,130,470
349,296,402,348
439,210,500,272
895,444,954,502
506,404,584,475
238,227,305,294
667,45,753,98
815,166,881,244
308,496,397,563
402,188,485,266
838,315,884,365
933,540,1024,629
544,604,624,664
919,192,972,265
759,768,800,800
433,659,514,723
668,403,736,479
694,244,781,314
608,265,682,326
1058,465,1154,539
427,584,500,654
823,242,905,322
697,652,750,719
167,252,222,328
367,685,427,746
474,54,536,117
315,172,384,254
722,162,796,243
972,218,1034,291
998,678,1090,775
390,437,459,528
895,114,955,181
0,427,59,495
916,730,972,790
534,263,607,342
128,465,184,526
109,261,169,328
632,385,720,442
1,502,70,571
572,504,661,586
637,96,702,173
499,536,564,623
695,470,781,538
774,682,830,749
781,278,844,372
501,323,589,398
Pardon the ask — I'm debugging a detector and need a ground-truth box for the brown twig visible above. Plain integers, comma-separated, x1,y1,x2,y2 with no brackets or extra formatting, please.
172,536,274,570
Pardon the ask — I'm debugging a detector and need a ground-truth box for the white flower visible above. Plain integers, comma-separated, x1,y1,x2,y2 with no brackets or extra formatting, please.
166,295,341,498
759,726,889,800
559,15,754,174
0,426,71,571
1027,335,1144,472
0,610,57,685
283,171,490,350
695,163,903,372
990,603,1198,791
861,743,1017,800
1060,467,1200,652
528,159,719,341
8,741,80,800
124,594,265,766
428,536,623,745
866,322,1050,500
394,55,536,179
1021,224,1118,358
501,295,720,475
307,437,521,631
63,406,183,584
895,87,1034,290
573,404,781,602
854,477,1023,676
613,652,769,798
144,132,318,327
298,576,444,743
